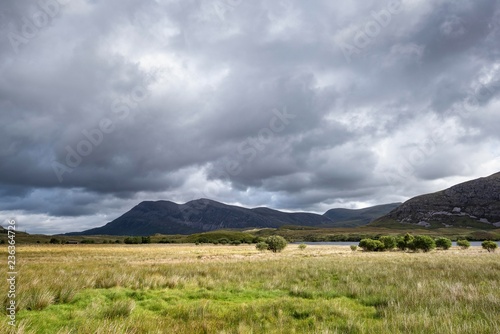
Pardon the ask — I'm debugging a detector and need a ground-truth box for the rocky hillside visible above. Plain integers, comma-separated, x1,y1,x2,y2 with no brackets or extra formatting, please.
372,172,500,228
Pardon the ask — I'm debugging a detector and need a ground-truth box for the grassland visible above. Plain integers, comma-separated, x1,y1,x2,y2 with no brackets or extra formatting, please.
1,244,499,333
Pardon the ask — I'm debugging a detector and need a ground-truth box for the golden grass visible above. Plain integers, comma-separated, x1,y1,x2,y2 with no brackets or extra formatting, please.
1,244,499,333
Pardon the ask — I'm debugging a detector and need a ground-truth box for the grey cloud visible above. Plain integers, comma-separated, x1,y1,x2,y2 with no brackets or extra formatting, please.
1,0,499,233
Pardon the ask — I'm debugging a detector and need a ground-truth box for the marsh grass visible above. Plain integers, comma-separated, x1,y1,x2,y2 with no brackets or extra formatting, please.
1,244,499,333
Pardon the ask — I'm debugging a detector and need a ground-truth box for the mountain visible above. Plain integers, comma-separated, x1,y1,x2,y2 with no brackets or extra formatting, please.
68,199,334,236
323,203,402,227
371,172,500,228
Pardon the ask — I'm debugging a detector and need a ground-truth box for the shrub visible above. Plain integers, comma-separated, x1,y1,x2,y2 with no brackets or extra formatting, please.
396,233,414,251
256,242,268,252
218,238,229,245
457,239,470,249
141,236,151,244
358,239,384,252
435,237,452,250
49,238,60,244
298,243,307,250
124,237,141,244
482,240,498,252
230,240,241,246
410,235,436,252
379,236,396,250
350,245,357,252
266,236,288,253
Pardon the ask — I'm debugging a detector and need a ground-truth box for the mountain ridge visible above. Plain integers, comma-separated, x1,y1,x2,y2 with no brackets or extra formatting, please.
371,172,500,228
68,199,398,236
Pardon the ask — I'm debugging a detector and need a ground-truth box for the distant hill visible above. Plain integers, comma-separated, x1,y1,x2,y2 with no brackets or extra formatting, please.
67,199,399,236
68,199,333,236
323,203,402,227
371,172,500,229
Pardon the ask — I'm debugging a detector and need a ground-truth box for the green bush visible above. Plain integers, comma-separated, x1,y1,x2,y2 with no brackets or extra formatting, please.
218,238,230,245
256,242,268,252
350,245,357,252
298,243,307,250
358,238,384,252
457,239,470,249
482,240,498,252
266,236,288,253
379,236,396,250
435,237,452,250
410,235,436,252
49,238,60,244
124,237,141,244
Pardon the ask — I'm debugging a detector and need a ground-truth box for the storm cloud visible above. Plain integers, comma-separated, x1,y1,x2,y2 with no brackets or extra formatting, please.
1,0,500,234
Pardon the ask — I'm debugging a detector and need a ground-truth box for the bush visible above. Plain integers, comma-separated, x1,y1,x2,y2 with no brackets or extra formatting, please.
379,236,396,251
218,238,229,245
49,238,60,244
410,235,436,252
457,239,470,249
298,243,307,250
256,242,268,252
266,236,288,253
350,245,357,252
358,238,384,252
396,233,414,251
124,237,141,244
482,240,498,252
435,237,452,250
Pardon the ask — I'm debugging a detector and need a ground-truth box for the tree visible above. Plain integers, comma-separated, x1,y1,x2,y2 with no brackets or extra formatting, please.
379,236,396,250
435,237,452,250
482,240,498,252
457,239,470,249
411,235,436,252
266,236,288,253
256,242,268,251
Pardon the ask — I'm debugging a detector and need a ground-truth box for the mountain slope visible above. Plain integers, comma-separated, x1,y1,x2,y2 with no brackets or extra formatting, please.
371,172,500,228
323,203,402,227
69,199,334,236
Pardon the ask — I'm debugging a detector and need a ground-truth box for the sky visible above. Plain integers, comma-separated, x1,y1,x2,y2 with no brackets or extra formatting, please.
1,0,500,234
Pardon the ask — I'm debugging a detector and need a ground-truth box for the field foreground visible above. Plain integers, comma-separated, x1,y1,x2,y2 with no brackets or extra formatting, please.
1,244,499,333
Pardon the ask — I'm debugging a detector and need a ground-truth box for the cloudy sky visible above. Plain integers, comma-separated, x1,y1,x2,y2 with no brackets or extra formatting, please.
1,0,500,234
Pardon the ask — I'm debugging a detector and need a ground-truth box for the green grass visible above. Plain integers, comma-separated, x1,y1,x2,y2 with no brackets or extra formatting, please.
1,244,499,333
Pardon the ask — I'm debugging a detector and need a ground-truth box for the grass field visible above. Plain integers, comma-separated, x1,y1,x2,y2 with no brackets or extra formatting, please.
1,244,499,333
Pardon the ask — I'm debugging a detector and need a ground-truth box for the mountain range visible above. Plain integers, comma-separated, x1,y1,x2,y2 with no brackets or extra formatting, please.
69,171,500,236
68,199,399,236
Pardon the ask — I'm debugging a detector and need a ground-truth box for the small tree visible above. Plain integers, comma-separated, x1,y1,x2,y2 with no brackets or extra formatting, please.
411,235,436,252
256,242,268,252
482,240,498,252
379,236,396,251
266,236,288,253
435,237,452,250
457,239,470,249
